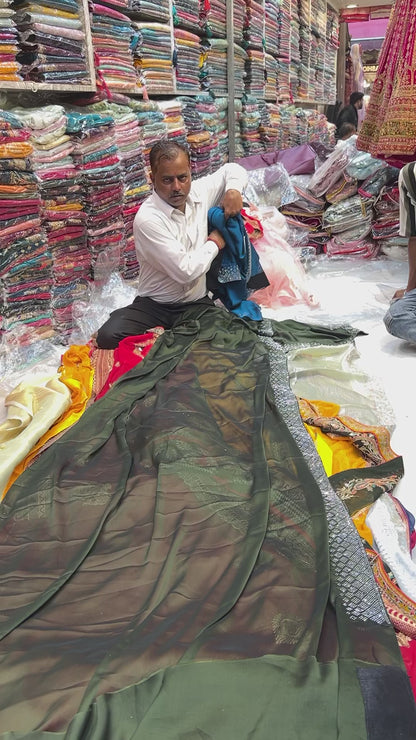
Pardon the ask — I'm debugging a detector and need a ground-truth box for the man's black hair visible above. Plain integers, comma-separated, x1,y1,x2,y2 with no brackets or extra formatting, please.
349,91,364,106
149,139,190,173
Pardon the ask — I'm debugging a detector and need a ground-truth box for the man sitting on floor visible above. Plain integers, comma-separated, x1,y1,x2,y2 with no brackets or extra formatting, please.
96,140,248,349
384,162,416,344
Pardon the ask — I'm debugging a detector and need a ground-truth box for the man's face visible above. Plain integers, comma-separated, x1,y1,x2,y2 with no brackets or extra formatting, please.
356,98,364,110
151,151,191,212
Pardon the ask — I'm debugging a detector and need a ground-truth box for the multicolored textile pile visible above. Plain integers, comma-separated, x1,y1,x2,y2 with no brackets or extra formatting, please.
265,52,278,101
12,104,87,339
198,0,226,38
0,0,21,81
128,0,170,22
128,97,167,174
172,0,199,31
243,0,263,49
133,22,175,95
157,98,187,148
89,1,137,92
86,100,150,279
244,47,265,98
174,27,201,92
66,110,125,279
240,95,263,155
0,110,53,342
200,38,247,97
15,0,89,84
264,0,279,57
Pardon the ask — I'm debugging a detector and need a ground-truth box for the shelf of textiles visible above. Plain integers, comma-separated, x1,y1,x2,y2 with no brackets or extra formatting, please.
0,0,96,92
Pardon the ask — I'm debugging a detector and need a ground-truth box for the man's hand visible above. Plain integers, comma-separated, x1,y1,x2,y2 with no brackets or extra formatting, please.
221,189,243,220
392,288,406,300
208,228,226,250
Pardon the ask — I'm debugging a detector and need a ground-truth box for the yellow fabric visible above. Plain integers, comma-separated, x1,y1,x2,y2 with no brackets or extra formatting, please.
0,375,71,499
352,506,374,547
300,399,368,476
4,345,93,497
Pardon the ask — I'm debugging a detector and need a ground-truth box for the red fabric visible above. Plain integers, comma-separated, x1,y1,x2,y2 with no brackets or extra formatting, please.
400,639,416,701
95,330,163,400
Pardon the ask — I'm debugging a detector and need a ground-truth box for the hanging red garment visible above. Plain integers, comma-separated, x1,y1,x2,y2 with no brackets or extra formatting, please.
357,0,416,162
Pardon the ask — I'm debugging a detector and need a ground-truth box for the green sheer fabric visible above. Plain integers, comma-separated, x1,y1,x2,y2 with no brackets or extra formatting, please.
0,306,414,738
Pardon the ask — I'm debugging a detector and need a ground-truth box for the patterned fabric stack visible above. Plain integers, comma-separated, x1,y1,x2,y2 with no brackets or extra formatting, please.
200,37,227,95
264,0,279,57
67,110,125,279
232,0,245,46
289,0,300,101
87,100,149,279
180,96,213,178
198,0,226,39
12,104,87,340
265,52,277,101
244,48,265,98
90,2,138,92
172,0,199,31
0,110,53,343
157,99,187,149
0,0,21,81
174,28,201,92
324,5,338,103
240,95,263,155
212,96,228,165
297,0,310,99
259,101,280,150
243,0,264,50
128,98,167,177
276,0,291,102
128,0,170,22
14,0,89,84
133,22,175,95
372,184,402,257
234,98,245,159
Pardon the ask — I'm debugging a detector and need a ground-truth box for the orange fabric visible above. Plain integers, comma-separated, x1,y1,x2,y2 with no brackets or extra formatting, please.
4,345,93,493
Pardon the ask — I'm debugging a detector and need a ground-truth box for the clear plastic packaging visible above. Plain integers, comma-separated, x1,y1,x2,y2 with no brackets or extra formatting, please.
244,162,297,208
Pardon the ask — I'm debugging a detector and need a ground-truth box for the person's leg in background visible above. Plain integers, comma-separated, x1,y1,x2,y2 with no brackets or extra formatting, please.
384,284,416,343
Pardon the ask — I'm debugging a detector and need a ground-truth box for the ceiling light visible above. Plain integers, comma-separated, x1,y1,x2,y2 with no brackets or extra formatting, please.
346,4,358,7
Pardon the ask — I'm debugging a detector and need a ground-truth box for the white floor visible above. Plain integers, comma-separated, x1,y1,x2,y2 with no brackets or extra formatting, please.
264,255,416,517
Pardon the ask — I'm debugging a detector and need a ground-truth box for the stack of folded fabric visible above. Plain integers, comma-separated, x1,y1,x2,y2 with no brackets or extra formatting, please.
174,27,201,92
240,95,263,155
128,98,167,176
67,110,125,279
87,100,150,280
199,0,226,39
14,0,89,84
0,110,54,343
157,99,188,149
180,96,212,178
265,52,277,101
210,96,228,165
234,98,245,159
232,0,245,46
243,0,264,50
172,0,199,31
276,0,291,101
314,37,325,101
264,0,279,57
128,0,170,22
0,0,21,81
192,94,225,169
289,1,300,100
257,99,278,151
244,48,265,98
200,37,227,95
298,10,311,100
265,103,283,149
133,22,175,95
12,104,88,340
90,2,138,92
373,184,405,258
323,195,377,258
280,182,325,249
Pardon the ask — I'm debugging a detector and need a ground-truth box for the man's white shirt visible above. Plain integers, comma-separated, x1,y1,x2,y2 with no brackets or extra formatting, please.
133,163,248,303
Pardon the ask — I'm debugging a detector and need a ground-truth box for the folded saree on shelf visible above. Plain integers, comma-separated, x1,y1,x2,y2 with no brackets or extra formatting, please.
0,306,415,738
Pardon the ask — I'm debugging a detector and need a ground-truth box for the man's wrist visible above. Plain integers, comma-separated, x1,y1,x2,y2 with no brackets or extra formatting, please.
208,235,224,251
